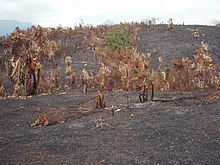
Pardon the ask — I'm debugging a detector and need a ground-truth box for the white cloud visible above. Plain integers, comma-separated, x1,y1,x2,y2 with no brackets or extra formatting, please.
0,0,219,26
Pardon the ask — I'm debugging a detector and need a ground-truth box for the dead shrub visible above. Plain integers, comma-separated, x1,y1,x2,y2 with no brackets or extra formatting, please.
168,42,218,91
0,85,6,97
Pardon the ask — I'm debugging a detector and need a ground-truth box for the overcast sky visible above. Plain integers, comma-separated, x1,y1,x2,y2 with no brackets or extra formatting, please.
0,0,219,27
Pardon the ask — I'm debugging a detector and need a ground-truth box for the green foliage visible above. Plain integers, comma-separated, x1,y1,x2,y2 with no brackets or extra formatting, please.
104,27,131,51
156,68,164,80
147,74,153,84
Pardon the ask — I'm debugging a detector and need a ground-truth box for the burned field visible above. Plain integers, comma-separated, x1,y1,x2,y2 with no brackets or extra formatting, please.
0,91,220,164
0,23,220,164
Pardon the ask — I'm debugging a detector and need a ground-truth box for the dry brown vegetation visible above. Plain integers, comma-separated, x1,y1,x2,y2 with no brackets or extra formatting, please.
0,22,219,97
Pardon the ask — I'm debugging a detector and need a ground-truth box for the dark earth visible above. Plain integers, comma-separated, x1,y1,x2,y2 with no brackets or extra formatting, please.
1,24,220,164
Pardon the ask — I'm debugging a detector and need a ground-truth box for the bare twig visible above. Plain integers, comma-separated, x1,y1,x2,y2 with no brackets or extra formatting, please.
92,116,112,130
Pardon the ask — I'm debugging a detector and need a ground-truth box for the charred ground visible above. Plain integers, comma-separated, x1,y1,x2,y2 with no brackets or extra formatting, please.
1,90,220,164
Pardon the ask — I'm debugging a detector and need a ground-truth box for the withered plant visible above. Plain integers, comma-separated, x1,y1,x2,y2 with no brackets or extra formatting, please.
168,41,219,91
0,85,6,97
65,56,75,86
167,18,174,30
95,91,106,109
80,64,93,94
88,24,150,91
2,26,60,96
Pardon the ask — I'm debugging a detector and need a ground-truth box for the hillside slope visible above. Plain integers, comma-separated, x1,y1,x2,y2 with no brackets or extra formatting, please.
138,25,220,69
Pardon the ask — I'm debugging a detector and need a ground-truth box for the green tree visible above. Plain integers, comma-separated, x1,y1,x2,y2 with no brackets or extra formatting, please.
104,27,131,51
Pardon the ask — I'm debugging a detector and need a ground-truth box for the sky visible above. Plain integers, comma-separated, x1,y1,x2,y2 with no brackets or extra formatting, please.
0,0,219,27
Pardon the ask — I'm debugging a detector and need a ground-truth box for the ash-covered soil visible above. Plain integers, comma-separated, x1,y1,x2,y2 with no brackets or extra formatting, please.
138,25,220,69
0,91,220,165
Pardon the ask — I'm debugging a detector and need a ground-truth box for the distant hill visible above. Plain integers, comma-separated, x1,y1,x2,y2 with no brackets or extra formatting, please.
0,20,34,37
101,20,115,25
